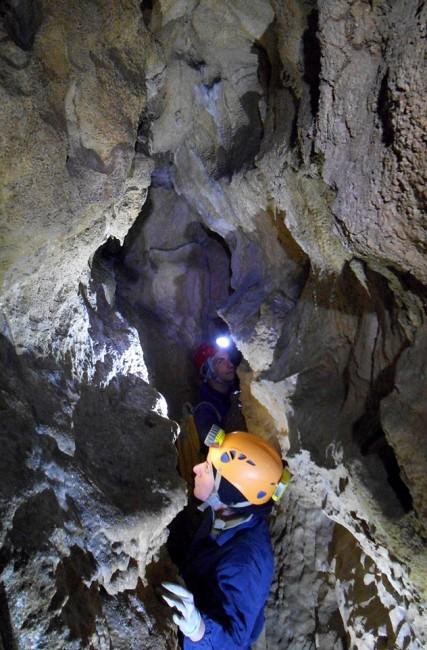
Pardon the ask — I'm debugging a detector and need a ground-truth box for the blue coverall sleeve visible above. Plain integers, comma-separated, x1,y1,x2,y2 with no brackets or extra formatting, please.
183,555,270,650
193,403,221,448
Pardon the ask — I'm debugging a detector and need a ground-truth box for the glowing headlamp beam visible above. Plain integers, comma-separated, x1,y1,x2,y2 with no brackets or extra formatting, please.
216,335,231,349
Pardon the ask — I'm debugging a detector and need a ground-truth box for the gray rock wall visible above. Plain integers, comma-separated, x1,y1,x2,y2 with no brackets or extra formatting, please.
0,0,426,648
1,3,183,646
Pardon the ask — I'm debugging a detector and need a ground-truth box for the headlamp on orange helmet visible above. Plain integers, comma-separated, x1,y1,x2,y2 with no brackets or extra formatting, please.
204,426,291,506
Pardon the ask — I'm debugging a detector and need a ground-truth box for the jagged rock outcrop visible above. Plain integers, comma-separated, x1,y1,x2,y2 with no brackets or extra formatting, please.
1,0,426,648
0,280,184,648
1,3,184,646
0,0,153,356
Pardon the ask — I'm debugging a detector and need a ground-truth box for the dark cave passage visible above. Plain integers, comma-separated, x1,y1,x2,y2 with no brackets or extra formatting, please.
90,197,249,576
91,185,235,422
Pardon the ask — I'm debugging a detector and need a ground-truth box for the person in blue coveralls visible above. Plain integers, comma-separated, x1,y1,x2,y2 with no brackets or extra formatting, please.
162,427,291,649
192,342,243,453
170,339,244,569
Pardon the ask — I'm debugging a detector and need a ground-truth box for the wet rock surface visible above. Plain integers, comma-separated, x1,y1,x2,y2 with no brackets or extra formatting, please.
1,0,426,648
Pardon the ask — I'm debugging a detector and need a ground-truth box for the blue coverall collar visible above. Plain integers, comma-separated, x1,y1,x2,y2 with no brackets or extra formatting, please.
210,509,266,547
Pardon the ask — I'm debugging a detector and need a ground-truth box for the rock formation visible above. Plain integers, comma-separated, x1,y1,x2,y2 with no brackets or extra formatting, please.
0,0,426,648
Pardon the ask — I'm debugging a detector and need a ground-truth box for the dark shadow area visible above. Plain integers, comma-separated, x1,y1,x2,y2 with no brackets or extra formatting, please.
140,0,153,28
391,267,427,314
255,20,303,159
0,582,16,650
214,89,264,180
8,489,65,566
253,41,272,92
350,269,413,513
94,187,236,420
353,367,413,514
303,9,321,119
167,500,203,570
289,95,300,150
0,0,42,50
233,90,264,170
0,334,41,501
49,546,101,643
377,70,395,148
135,111,152,155
92,235,123,260
73,376,180,515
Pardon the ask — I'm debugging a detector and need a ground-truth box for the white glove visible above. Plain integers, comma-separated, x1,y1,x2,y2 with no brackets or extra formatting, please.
162,582,205,641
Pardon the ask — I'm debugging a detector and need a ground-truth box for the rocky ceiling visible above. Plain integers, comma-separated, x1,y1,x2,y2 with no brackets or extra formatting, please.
0,0,426,648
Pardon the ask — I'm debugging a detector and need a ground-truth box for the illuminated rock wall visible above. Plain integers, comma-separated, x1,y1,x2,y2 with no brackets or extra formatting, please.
0,0,426,648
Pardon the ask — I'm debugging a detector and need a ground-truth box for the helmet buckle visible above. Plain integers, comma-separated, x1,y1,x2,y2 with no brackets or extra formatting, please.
271,466,292,502
204,425,226,448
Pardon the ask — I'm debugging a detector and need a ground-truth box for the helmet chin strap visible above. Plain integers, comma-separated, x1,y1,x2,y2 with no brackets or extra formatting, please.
197,492,222,512
198,471,251,512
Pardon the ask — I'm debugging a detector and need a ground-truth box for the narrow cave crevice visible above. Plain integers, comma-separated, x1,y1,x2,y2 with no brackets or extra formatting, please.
389,266,427,314
199,223,234,296
358,421,413,514
303,8,321,119
415,1,425,17
135,120,150,156
253,41,272,95
1,0,427,646
216,90,264,180
353,364,413,514
140,0,153,28
92,236,123,263
89,207,247,573
377,70,395,147
90,188,236,421
254,21,302,158
0,581,16,650
213,40,275,180
289,95,300,150
350,268,413,513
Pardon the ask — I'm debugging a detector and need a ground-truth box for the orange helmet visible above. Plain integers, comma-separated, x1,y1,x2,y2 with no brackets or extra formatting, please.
207,430,289,505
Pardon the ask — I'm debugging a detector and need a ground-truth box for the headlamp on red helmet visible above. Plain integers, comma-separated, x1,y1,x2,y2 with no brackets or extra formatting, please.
215,335,231,349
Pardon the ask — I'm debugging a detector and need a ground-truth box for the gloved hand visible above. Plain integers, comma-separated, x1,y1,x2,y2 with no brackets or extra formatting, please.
162,582,205,642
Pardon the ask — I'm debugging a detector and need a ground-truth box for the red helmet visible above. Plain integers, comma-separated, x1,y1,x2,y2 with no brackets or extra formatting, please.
193,343,216,371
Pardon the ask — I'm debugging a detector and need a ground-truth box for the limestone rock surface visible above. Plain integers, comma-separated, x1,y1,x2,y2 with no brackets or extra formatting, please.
0,284,185,647
1,3,184,646
1,0,427,648
0,0,153,356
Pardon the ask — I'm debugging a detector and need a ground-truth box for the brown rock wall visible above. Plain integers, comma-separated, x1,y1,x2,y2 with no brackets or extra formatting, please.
0,0,151,354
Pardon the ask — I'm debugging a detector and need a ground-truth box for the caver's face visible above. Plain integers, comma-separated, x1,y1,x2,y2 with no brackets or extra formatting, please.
193,461,215,501
212,351,235,382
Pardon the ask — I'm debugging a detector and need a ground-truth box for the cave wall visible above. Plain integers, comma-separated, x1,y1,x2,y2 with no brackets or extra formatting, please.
1,0,426,648
1,2,184,647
